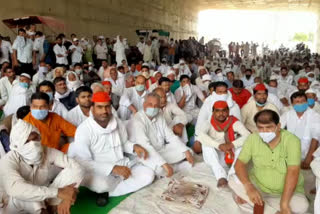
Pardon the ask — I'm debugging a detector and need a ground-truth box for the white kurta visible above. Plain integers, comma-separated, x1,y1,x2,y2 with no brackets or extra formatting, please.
195,92,242,141
143,45,152,63
241,76,255,88
113,38,127,65
161,103,188,144
66,105,88,127
311,147,320,214
69,116,154,196
51,99,69,119
0,76,19,106
53,44,68,65
32,71,53,86
106,77,125,97
118,87,148,120
199,120,250,180
0,147,84,214
281,108,320,159
128,111,190,175
3,84,32,116
69,45,83,64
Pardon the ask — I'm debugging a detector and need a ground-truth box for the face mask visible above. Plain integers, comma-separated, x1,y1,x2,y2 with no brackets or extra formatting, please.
293,103,308,113
216,93,228,101
46,92,54,101
307,98,315,106
31,109,48,120
75,69,82,75
308,77,315,82
135,84,145,92
142,71,150,79
245,75,251,79
268,87,278,95
145,107,159,118
19,82,29,89
17,140,43,165
259,128,277,144
256,101,266,107
39,66,48,74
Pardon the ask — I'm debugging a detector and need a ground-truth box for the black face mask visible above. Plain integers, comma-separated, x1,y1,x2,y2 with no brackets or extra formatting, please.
246,75,251,79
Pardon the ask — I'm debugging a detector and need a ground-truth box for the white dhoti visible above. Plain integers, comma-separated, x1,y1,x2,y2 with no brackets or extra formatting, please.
202,146,241,180
81,164,154,197
185,108,199,125
228,175,309,213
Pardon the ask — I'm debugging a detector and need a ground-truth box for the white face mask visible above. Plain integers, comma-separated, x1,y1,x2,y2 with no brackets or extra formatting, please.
216,93,228,101
39,66,48,74
259,127,277,144
17,140,43,165
142,71,150,79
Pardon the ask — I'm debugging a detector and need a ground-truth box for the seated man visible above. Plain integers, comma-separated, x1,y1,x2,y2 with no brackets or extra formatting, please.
158,77,176,104
281,91,320,169
0,119,83,214
118,75,148,120
241,84,279,132
174,75,205,125
306,88,320,114
37,80,68,119
129,92,194,177
24,92,76,153
198,101,250,188
3,73,33,116
153,87,188,144
67,86,92,126
54,77,77,110
229,110,309,213
229,80,252,109
69,92,154,203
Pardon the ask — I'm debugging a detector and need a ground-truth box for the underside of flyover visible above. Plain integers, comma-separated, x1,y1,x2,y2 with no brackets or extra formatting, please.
0,0,320,50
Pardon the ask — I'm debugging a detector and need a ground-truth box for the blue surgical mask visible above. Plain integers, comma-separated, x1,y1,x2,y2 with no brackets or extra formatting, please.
46,92,54,101
145,108,159,118
19,82,29,89
293,103,308,113
256,101,266,107
135,84,145,92
31,109,48,120
307,98,315,106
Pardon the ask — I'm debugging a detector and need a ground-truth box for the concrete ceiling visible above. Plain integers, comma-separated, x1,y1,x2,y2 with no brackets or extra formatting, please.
198,0,320,11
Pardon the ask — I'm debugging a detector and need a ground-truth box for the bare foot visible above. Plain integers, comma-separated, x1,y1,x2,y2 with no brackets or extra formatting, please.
310,188,316,194
217,178,228,188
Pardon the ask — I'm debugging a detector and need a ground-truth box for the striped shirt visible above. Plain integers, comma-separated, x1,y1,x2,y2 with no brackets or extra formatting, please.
238,129,304,194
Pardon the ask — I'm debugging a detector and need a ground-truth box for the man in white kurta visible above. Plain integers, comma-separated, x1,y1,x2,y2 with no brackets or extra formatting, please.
175,75,205,124
241,84,280,133
178,59,192,78
199,101,250,187
69,92,154,197
0,120,84,214
158,77,176,104
113,35,127,66
118,75,148,120
105,67,125,97
0,67,19,106
306,88,320,114
154,88,188,144
128,93,194,177
281,91,320,169
3,73,33,116
67,86,92,127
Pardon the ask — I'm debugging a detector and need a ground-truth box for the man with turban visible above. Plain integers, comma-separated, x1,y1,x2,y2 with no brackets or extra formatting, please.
198,101,250,188
0,119,83,214
69,92,154,206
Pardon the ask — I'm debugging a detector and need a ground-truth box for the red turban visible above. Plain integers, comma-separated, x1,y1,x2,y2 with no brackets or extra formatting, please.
213,100,228,109
298,77,309,84
102,81,112,86
92,92,111,103
254,83,266,91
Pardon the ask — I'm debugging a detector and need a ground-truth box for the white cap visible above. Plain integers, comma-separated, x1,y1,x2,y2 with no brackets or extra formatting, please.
73,38,79,42
142,63,149,67
166,69,175,77
153,71,160,77
269,75,278,81
306,88,316,94
98,36,104,40
20,73,31,79
179,59,185,64
173,64,179,69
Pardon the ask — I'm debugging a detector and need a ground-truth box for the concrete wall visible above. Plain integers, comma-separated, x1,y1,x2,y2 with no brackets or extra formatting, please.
0,0,199,44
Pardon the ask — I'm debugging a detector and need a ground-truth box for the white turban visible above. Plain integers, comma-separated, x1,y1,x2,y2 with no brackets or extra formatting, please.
179,59,185,64
173,64,180,69
10,119,39,151
202,74,212,82
166,69,175,77
198,66,208,74
306,88,316,95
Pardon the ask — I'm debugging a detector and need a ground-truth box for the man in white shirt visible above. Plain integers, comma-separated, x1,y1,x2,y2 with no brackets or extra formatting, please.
118,75,148,120
158,77,176,104
53,36,68,67
0,36,12,66
32,31,46,68
37,80,68,119
199,100,250,188
0,119,84,214
154,87,188,144
175,75,205,125
0,67,19,106
281,91,320,169
94,36,108,68
241,68,255,88
306,88,320,114
3,73,33,116
69,92,154,202
12,28,34,76
69,38,83,65
178,59,192,78
67,86,92,126
158,58,169,75
136,37,145,55
106,67,125,97
32,62,53,86
129,92,194,177
279,67,293,85
97,59,108,80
